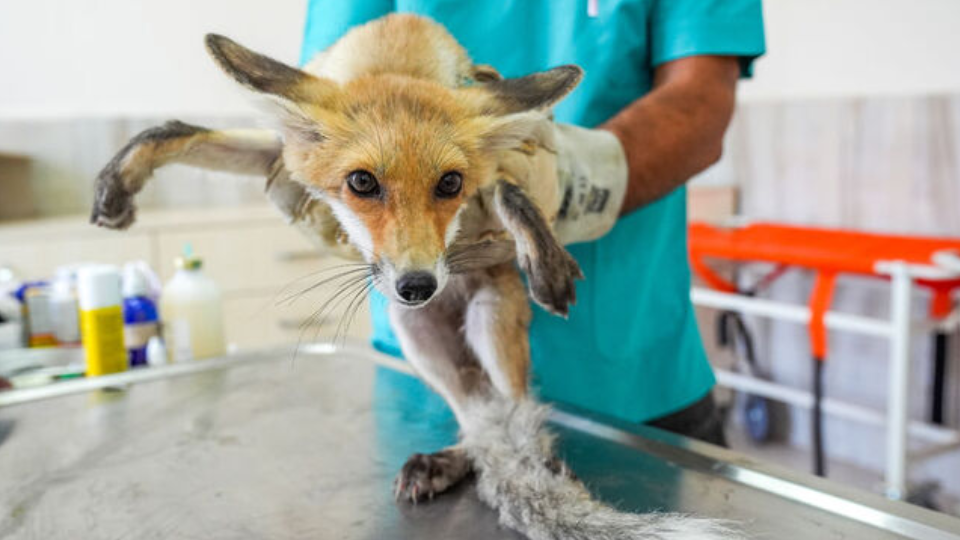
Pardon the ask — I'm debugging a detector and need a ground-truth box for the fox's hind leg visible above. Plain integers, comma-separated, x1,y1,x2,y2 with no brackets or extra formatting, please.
389,294,489,502
461,265,577,477
464,263,531,399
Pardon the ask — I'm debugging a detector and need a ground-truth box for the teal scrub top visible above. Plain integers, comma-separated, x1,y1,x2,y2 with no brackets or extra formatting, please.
301,0,765,423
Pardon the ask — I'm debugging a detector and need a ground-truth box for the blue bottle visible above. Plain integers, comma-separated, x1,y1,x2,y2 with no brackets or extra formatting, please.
122,264,159,368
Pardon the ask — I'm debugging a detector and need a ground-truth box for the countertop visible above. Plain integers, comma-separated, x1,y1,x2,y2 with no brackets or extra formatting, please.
0,344,958,539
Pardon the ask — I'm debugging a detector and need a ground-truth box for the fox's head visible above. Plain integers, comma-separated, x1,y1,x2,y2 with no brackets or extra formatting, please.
206,35,581,307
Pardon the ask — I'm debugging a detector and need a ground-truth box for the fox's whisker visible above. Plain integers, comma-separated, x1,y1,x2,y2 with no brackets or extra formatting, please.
447,255,503,265
276,262,374,293
348,283,376,343
278,266,373,306
296,275,369,356
335,280,373,346
446,247,509,261
315,276,372,345
291,272,371,364
274,263,371,301
291,274,368,364
303,273,370,333
447,255,508,273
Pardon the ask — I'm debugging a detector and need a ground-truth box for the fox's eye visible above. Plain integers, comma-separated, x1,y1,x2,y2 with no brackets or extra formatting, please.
435,172,463,198
346,170,380,198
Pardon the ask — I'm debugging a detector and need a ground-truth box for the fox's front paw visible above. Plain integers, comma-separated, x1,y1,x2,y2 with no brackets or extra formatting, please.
90,174,137,230
393,448,471,503
521,244,583,317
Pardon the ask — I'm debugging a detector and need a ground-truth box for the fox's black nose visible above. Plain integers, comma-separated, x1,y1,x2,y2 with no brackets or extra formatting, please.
396,272,437,304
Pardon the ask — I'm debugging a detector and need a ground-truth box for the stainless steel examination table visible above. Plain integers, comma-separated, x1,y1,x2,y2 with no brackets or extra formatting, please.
1,344,958,539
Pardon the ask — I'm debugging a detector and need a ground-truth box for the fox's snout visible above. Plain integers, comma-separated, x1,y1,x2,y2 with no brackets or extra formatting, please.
395,271,438,305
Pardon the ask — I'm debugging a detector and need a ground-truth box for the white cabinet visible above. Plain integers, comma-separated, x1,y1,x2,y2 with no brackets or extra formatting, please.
0,206,371,351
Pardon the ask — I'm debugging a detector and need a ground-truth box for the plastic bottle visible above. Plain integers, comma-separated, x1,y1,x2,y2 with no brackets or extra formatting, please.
146,335,168,367
77,265,127,376
49,267,81,346
0,267,25,350
19,281,55,347
122,263,160,368
160,246,225,362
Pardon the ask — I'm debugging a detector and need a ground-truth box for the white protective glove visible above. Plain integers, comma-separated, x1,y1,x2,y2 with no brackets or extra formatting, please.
550,123,628,245
498,121,628,246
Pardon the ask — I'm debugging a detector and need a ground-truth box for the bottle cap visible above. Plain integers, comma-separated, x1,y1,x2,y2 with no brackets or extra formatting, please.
51,266,77,297
174,256,203,271
122,264,151,298
174,243,203,271
76,265,122,310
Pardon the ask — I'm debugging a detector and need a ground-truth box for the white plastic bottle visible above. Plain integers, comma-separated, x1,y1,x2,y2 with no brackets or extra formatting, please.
160,247,226,362
49,267,81,346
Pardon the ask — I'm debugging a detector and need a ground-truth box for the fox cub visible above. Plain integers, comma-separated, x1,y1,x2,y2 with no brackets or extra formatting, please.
93,12,582,499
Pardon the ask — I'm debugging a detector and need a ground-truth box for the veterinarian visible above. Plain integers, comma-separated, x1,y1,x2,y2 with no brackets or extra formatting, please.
302,1,765,446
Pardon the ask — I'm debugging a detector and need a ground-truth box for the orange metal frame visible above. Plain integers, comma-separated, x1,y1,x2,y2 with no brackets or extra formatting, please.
689,222,960,359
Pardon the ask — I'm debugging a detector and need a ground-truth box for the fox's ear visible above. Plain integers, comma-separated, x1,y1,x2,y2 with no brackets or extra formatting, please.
205,34,337,140
483,65,583,113
475,111,553,153
205,34,335,104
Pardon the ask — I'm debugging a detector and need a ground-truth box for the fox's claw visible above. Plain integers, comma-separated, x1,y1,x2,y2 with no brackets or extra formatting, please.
91,121,212,231
522,243,583,317
393,448,471,503
492,179,583,316
90,137,150,231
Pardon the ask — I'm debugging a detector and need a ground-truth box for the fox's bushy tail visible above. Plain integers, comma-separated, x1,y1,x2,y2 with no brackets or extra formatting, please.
460,396,742,540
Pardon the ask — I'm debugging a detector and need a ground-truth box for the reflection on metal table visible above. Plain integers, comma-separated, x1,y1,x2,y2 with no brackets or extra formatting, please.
1,344,958,539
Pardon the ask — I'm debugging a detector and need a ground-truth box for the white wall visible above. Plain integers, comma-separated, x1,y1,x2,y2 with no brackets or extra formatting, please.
740,0,960,101
0,0,306,119
3,0,960,119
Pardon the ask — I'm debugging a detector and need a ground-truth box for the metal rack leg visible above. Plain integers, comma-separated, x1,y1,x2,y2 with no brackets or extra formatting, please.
886,263,913,500
813,356,826,477
931,331,948,425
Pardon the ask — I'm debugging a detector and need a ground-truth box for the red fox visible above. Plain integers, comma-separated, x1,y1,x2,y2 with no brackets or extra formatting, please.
91,14,737,540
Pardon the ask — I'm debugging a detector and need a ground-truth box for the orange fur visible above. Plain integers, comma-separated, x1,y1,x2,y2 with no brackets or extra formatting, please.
202,13,579,277
282,74,502,268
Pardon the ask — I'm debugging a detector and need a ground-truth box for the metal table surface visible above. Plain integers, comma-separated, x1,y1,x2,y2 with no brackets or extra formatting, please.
1,345,958,540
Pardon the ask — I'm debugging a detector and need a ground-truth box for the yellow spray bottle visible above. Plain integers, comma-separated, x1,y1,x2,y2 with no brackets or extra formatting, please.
77,265,127,376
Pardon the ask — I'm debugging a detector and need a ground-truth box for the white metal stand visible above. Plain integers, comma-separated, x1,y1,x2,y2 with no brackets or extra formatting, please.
886,262,913,499
692,256,960,500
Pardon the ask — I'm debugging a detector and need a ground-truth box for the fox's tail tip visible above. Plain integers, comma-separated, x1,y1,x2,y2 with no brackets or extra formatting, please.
460,395,745,540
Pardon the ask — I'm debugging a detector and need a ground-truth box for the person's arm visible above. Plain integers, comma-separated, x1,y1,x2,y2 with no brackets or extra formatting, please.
600,56,740,215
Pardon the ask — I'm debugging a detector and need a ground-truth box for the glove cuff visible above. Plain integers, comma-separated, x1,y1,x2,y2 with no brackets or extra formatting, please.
552,124,628,244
